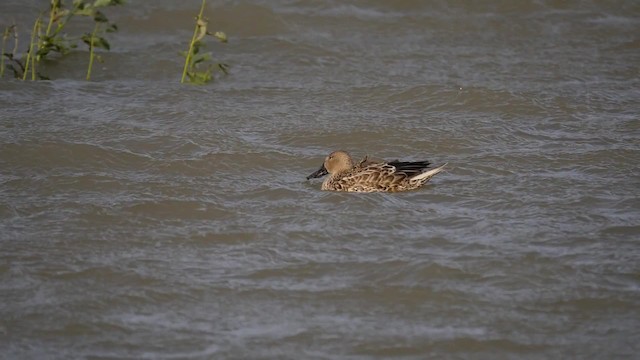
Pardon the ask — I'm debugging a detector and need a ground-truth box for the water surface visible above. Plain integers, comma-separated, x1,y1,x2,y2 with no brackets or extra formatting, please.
1,1,639,358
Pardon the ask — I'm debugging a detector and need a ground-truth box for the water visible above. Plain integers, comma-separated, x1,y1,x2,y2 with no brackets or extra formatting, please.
1,0,639,358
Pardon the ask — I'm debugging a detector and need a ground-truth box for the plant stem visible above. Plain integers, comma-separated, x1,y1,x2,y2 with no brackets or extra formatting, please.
23,16,41,81
32,19,42,81
45,0,60,37
86,22,99,81
1,27,8,78
181,0,206,83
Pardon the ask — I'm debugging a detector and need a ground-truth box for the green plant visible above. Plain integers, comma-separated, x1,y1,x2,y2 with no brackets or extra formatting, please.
22,16,43,80
180,0,228,85
38,0,122,61
38,0,74,59
1,25,30,79
80,5,119,80
1,0,123,81
1,25,16,78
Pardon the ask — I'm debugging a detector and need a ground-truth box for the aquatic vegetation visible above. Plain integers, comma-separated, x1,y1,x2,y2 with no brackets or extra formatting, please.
22,16,43,80
0,26,11,78
1,0,123,80
1,25,30,79
2,0,232,83
81,6,119,80
181,0,228,85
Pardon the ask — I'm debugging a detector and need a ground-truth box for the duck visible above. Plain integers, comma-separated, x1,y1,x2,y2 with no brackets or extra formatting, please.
306,150,446,192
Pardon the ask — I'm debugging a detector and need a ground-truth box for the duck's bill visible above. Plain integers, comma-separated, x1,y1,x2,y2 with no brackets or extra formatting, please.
306,164,328,180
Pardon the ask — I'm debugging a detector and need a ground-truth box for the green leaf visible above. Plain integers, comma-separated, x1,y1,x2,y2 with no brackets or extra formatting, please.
212,31,227,43
93,0,112,7
36,47,51,57
192,42,202,55
52,9,70,22
186,69,212,85
74,7,95,16
192,52,212,65
195,19,208,41
82,34,110,50
218,63,230,74
93,0,125,7
106,24,118,33
96,36,110,50
94,10,108,22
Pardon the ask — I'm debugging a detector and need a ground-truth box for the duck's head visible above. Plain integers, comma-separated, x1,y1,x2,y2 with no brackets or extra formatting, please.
306,150,354,179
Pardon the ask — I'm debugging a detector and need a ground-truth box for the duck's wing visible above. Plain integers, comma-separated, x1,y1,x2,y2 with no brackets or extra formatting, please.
336,163,409,191
387,160,432,178
355,155,388,168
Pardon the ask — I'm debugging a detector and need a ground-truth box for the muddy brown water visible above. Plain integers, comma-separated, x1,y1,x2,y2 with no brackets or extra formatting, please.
1,1,639,358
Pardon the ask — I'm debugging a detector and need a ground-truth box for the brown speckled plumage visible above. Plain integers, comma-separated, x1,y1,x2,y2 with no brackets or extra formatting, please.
307,151,446,192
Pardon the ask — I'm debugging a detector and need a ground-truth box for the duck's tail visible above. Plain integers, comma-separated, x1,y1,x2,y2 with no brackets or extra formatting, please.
410,163,447,183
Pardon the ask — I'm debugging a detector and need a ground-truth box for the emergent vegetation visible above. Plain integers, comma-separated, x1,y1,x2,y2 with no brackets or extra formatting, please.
2,0,230,84
180,0,228,85
1,0,123,80
0,25,18,78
